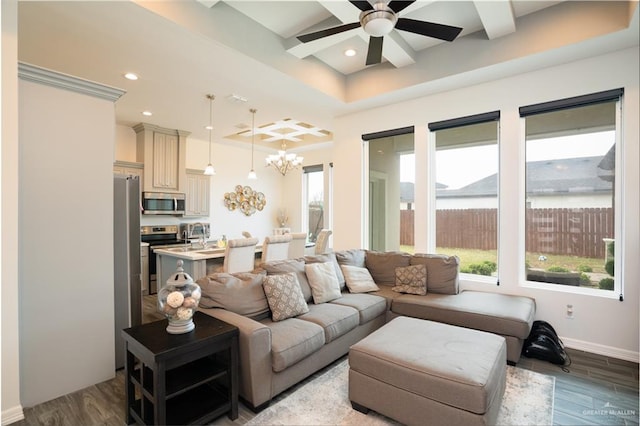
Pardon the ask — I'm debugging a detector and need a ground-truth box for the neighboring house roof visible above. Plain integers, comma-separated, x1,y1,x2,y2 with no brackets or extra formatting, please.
434,156,613,199
401,182,447,203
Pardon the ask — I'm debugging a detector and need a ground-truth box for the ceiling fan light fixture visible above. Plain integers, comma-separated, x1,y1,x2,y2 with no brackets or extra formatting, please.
360,8,397,37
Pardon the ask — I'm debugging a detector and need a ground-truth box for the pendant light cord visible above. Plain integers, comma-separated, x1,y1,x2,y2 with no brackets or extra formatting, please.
250,108,256,170
208,96,213,162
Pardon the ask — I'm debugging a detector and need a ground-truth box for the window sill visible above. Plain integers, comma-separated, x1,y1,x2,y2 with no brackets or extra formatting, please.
522,280,620,299
459,273,498,285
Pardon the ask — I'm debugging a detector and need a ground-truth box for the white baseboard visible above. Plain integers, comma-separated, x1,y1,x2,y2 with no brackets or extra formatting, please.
1,405,24,425
562,336,640,363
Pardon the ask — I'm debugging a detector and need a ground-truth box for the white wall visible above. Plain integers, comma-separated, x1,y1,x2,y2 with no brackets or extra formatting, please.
332,47,639,361
2,0,23,423
18,77,119,407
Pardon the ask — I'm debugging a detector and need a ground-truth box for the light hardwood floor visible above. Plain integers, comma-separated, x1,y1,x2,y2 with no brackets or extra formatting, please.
12,302,638,426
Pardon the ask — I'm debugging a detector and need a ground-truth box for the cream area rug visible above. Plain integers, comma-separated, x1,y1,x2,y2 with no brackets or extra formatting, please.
246,360,554,426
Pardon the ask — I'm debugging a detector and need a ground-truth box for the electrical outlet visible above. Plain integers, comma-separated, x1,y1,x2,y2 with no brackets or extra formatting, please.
566,304,574,319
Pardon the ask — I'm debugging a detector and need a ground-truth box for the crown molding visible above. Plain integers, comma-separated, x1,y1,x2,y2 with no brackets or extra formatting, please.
18,62,125,102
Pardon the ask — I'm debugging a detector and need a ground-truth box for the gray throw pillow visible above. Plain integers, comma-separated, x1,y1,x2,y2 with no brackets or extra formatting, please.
365,251,411,286
196,271,269,320
410,253,460,294
334,249,366,268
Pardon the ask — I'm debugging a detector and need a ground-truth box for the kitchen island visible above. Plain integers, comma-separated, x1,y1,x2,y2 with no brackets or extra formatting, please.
154,241,316,285
154,246,232,285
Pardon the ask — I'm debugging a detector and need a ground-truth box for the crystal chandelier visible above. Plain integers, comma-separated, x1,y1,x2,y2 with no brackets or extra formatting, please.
266,140,304,176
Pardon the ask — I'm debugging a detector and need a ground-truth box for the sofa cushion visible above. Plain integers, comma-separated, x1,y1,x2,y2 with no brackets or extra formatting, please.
330,293,387,324
304,252,346,290
298,303,359,343
410,253,460,294
341,265,380,293
391,291,536,339
365,251,411,286
334,249,366,268
262,317,325,372
304,262,342,304
392,264,427,295
196,271,269,320
262,258,312,302
370,285,404,310
263,272,309,322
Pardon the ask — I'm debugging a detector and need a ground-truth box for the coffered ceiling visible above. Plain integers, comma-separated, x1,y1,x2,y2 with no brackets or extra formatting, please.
17,1,639,152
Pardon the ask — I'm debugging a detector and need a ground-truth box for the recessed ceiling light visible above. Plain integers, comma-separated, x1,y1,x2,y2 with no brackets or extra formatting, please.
344,49,357,57
205,125,213,130
142,111,152,116
124,72,138,81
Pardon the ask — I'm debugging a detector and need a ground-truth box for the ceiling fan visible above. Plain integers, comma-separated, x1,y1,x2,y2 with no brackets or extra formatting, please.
296,0,463,66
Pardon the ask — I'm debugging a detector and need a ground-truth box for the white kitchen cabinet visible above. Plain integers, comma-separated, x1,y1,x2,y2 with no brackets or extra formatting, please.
152,132,179,190
132,123,190,193
185,169,210,217
113,161,144,192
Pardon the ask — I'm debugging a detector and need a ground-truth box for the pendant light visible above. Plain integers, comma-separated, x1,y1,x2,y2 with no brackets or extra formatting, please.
247,108,257,180
203,94,216,176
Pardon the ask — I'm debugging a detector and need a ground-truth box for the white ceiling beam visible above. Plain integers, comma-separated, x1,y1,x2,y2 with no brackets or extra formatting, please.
318,0,415,67
286,27,364,58
473,0,516,39
196,0,219,8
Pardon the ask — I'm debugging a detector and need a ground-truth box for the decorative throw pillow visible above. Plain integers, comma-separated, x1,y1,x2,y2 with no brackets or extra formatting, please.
340,265,380,293
263,272,309,321
196,271,269,320
304,262,342,304
261,258,312,302
392,264,427,295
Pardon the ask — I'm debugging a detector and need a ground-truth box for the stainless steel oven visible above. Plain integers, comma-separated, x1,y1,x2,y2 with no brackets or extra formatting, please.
140,225,187,294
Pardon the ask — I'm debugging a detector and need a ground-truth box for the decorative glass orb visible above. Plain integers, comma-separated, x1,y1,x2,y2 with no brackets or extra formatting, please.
157,260,201,334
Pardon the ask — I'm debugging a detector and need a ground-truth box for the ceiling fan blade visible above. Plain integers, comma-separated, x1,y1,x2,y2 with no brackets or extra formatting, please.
396,18,463,42
349,0,374,12
388,0,415,13
297,22,361,43
366,36,384,65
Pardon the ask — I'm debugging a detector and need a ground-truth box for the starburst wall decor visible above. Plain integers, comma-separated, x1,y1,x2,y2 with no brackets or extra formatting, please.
223,185,266,216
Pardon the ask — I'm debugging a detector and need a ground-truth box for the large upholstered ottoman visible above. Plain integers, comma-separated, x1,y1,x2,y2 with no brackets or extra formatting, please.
349,317,507,426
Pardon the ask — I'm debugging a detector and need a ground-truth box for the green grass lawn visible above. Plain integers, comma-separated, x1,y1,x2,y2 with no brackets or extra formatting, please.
401,245,606,275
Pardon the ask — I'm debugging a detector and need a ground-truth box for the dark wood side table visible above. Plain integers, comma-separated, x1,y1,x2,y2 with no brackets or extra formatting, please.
121,311,239,425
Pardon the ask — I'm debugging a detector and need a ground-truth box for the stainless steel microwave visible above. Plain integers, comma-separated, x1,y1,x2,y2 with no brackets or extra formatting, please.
142,192,186,215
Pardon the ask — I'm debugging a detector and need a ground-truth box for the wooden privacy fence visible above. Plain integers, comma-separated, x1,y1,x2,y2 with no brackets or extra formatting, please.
400,208,614,258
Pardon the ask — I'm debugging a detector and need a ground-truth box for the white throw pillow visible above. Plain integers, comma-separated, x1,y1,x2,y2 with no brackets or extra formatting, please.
340,265,380,293
304,262,342,304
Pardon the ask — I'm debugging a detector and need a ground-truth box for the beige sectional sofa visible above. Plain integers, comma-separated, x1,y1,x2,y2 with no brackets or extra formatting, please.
197,249,536,410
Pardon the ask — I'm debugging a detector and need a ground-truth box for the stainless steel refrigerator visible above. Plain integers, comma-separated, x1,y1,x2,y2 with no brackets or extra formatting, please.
114,174,142,369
